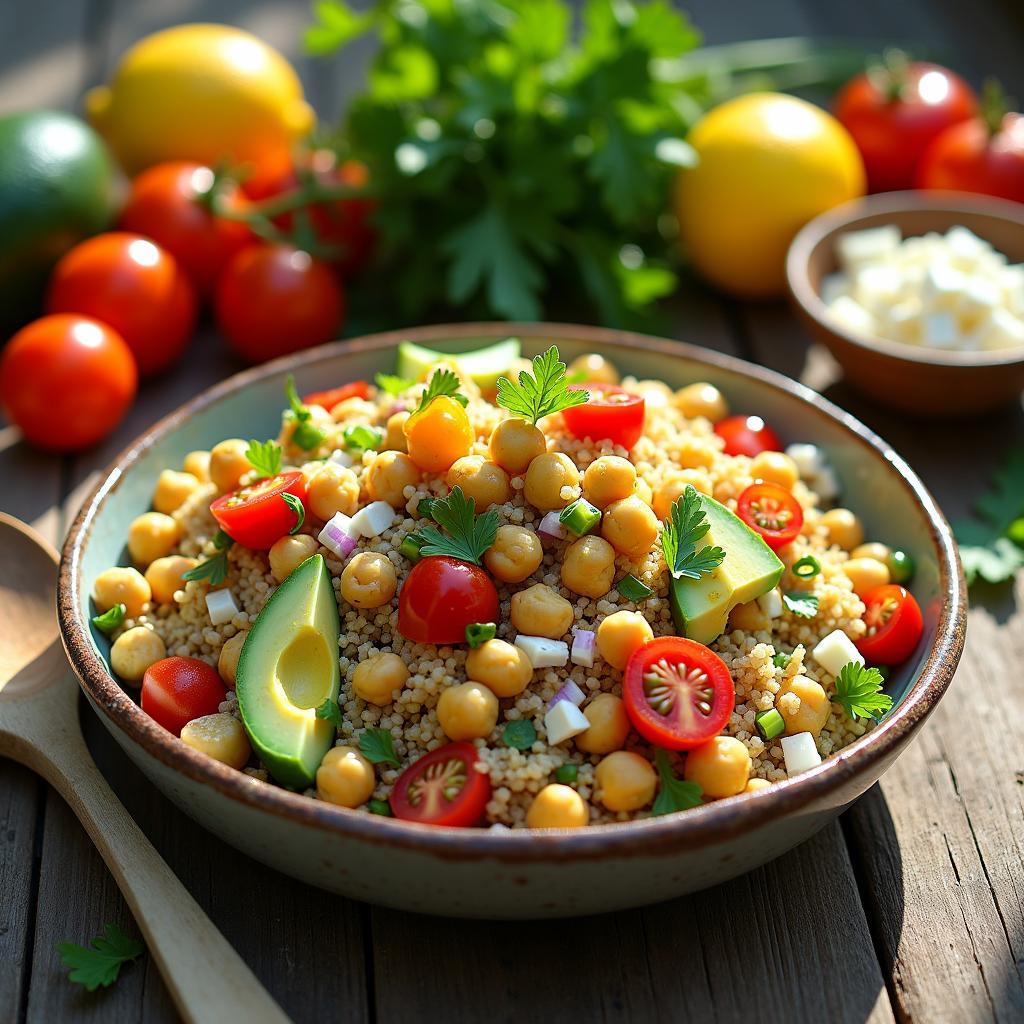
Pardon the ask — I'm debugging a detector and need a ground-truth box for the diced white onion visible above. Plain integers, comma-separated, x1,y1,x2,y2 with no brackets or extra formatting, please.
549,680,586,708
570,629,596,668
544,701,590,745
781,732,823,775
350,501,395,538
785,443,823,478
811,629,864,678
757,588,783,619
537,511,566,543
205,589,239,626
327,448,354,469
514,635,569,668
318,513,359,559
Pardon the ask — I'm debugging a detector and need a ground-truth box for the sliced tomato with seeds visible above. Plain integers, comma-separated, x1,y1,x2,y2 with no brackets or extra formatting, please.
389,742,491,826
303,380,371,410
561,383,646,450
623,637,734,751
714,415,781,457
210,470,307,550
736,482,804,551
857,584,923,665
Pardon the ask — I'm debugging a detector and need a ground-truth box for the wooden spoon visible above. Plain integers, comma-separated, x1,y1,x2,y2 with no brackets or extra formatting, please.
0,512,291,1024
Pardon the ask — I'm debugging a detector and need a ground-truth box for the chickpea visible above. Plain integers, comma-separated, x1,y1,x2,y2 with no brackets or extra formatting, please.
595,751,657,812
127,512,181,567
561,536,615,599
180,714,252,770
384,411,409,452
729,600,771,632
93,567,151,618
852,542,892,565
674,382,729,423
404,395,474,474
437,681,499,741
153,469,201,515
268,534,318,583
465,639,533,698
567,352,619,385
750,450,799,491
182,449,211,482
777,676,832,737
110,626,166,684
484,525,543,584
367,451,421,508
316,745,376,808
488,417,546,475
218,630,247,687
684,736,751,798
821,508,863,551
446,455,511,509
582,456,636,509
510,583,573,639
523,452,579,511
843,557,890,598
145,555,198,605
596,611,653,670
601,495,659,560
340,552,398,609
353,652,409,705
308,463,360,521
633,477,653,506
526,784,589,829
209,438,250,493
676,439,715,471
745,777,772,794
653,471,712,520
575,694,630,754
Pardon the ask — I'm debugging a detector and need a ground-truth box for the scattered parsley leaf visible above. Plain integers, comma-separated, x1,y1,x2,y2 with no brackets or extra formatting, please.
182,554,227,586
503,719,537,751
283,493,305,535
375,373,415,396
92,604,125,635
359,727,401,767
284,374,327,451
57,923,144,992
959,537,1024,586
772,652,791,669
651,748,703,816
343,424,383,452
414,368,468,414
418,486,499,566
495,346,588,424
661,486,726,581
834,662,893,722
783,592,819,619
315,699,344,729
245,439,282,479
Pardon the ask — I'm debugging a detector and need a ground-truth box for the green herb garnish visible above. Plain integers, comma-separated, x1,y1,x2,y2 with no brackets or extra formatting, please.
555,763,578,785
559,496,601,536
495,346,588,424
182,529,233,586
285,374,327,451
503,719,537,751
399,533,426,563
343,424,383,452
755,708,785,741
92,603,126,635
661,486,726,581
368,798,392,816
414,368,468,415
616,574,653,602
651,748,703,816
359,727,401,767
418,486,499,566
245,438,282,479
465,622,497,648
792,555,821,579
417,497,437,520
57,923,144,992
834,662,893,722
772,652,791,669
315,699,344,729
783,592,819,619
955,447,1024,585
375,373,415,396
283,493,305,535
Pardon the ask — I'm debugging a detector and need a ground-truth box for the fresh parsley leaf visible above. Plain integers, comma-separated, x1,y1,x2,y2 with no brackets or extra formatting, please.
283,493,305,535
783,592,819,619
960,538,1024,586
315,699,343,729
284,374,327,451
375,373,415,396
834,662,893,722
503,719,537,751
974,447,1024,533
495,346,588,424
359,727,400,767
245,439,282,479
418,486,499,566
212,529,233,551
57,923,144,992
651,748,703,816
92,604,125,635
414,368,468,415
182,552,228,586
772,652,791,669
343,424,383,452
661,486,726,581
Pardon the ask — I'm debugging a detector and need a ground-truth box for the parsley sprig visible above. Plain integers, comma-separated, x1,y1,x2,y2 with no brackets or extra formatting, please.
359,727,401,767
783,592,819,619
283,493,305,535
415,368,468,415
375,373,415,396
955,447,1024,585
285,374,327,451
495,346,588,424
57,923,144,992
92,603,125,635
651,749,703,816
182,529,233,586
418,486,499,566
834,662,893,722
315,698,343,729
245,439,282,479
661,486,726,581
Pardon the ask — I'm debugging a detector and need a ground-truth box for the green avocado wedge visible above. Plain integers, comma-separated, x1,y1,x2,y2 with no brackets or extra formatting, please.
670,493,785,645
396,336,521,392
236,554,341,790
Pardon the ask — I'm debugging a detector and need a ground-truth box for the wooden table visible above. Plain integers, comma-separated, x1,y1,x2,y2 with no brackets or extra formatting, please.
2,2,1023,1021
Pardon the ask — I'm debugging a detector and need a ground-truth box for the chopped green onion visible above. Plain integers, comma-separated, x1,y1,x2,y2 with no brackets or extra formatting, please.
558,497,601,536
555,764,578,785
772,652,790,669
887,549,915,584
465,622,497,648
792,555,821,579
399,533,426,563
368,799,392,816
343,424,383,452
91,603,126,635
502,719,537,751
417,497,437,520
755,708,785,741
616,574,653,602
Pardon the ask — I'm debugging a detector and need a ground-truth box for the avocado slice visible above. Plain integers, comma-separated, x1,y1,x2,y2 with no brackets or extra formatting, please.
396,337,521,392
236,554,341,789
670,494,785,645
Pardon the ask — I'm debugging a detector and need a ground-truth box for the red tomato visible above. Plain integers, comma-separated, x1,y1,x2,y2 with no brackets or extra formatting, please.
303,380,371,409
835,60,978,192
714,415,781,458
623,637,734,751
141,657,226,737
389,742,491,826
736,482,804,551
857,585,924,665
210,471,308,550
560,384,645,450
397,556,499,645
118,161,255,296
916,111,1024,204
46,232,196,377
215,244,345,364
0,314,136,451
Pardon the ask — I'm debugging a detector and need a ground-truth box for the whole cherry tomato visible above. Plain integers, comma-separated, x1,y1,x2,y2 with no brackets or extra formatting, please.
210,471,308,550
389,742,491,826
118,161,254,295
215,244,345,364
560,384,646,450
397,556,499,646
714,415,781,458
46,232,197,377
835,56,978,192
736,482,804,551
141,657,227,737
0,314,136,451
857,585,924,665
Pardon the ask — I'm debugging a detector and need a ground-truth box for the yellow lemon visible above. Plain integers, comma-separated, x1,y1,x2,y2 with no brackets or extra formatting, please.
85,24,315,181
675,92,865,298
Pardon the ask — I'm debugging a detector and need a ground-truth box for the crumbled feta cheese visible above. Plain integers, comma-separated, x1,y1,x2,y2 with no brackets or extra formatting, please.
836,225,901,271
205,589,239,626
327,448,354,468
975,307,1024,351
921,312,959,349
515,635,569,668
785,443,823,477
349,501,395,538
781,732,823,775
828,295,876,335
544,701,590,745
757,587,784,619
811,629,864,678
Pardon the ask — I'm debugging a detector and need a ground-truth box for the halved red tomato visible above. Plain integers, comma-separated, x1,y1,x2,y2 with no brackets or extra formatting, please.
623,637,734,751
397,556,499,645
715,415,781,457
389,742,491,826
141,657,226,737
561,383,645,450
210,471,307,550
303,380,371,409
857,585,923,665
736,482,804,551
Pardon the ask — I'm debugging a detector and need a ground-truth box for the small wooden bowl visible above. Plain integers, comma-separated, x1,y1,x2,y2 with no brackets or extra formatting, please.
787,191,1024,416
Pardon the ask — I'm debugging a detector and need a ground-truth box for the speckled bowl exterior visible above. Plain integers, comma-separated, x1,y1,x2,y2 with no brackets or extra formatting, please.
58,323,966,918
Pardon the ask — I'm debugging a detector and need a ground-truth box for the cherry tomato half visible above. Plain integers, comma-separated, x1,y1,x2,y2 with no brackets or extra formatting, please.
389,742,491,826
857,585,924,665
561,383,645,450
141,656,226,737
210,471,307,550
736,482,804,551
714,415,781,458
623,637,735,751
397,556,499,646
303,380,371,410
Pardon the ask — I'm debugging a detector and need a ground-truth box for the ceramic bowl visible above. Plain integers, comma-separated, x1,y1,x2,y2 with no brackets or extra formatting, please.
787,191,1024,416
58,323,966,919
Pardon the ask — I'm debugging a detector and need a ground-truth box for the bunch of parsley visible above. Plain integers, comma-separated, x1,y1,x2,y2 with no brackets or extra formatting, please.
955,447,1024,586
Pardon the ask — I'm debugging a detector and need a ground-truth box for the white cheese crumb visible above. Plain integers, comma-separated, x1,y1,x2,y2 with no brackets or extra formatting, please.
205,589,239,626
811,629,864,678
544,701,590,745
515,635,569,668
781,733,823,775
349,501,395,538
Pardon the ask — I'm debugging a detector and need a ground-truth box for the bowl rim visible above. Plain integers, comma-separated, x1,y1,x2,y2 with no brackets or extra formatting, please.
786,189,1024,369
58,321,967,863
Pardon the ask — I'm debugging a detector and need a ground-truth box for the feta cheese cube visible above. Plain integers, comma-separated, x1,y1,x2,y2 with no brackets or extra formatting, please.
785,443,823,478
921,312,959,349
781,733,823,775
757,587,783,619
544,701,590,745
813,466,841,503
327,448,354,469
836,225,901,271
944,225,989,266
205,589,239,626
515,635,569,669
975,308,1024,351
853,264,903,313
921,264,967,312
827,295,876,337
349,501,395,538
811,629,864,678
882,300,923,344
